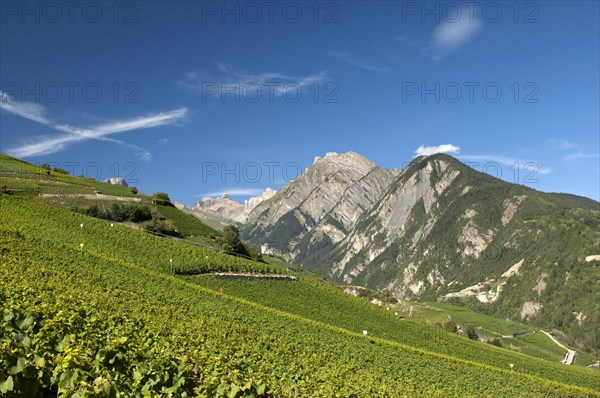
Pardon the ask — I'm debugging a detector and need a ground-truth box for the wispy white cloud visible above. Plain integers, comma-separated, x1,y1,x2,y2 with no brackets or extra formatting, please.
0,91,51,124
179,64,328,97
425,17,481,61
55,108,187,138
2,91,187,159
158,138,169,145
563,151,598,161
198,188,266,198
396,11,481,61
552,139,577,150
395,35,426,49
459,154,552,175
549,139,598,161
415,144,460,157
328,51,391,72
97,137,153,161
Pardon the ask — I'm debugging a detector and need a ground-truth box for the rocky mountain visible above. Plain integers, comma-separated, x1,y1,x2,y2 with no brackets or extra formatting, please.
243,188,276,220
190,188,277,225
240,152,600,352
242,152,398,263
193,194,245,222
172,201,233,231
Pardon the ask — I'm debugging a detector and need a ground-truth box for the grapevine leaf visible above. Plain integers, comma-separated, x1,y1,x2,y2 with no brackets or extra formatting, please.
256,384,266,395
56,335,70,352
217,382,228,395
0,376,14,394
19,315,34,329
228,384,240,398
8,357,27,375
34,355,46,368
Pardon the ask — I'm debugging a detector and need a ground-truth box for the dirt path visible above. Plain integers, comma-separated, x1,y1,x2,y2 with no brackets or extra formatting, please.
41,193,147,202
213,272,296,281
541,330,576,365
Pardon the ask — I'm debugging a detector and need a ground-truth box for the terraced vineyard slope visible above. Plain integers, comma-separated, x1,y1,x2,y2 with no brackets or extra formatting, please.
1,193,600,396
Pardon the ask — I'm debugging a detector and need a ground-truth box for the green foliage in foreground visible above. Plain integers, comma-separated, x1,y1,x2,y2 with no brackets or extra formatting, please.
1,195,599,396
0,229,598,396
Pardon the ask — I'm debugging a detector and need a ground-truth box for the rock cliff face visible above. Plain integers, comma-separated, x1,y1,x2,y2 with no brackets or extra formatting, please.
242,188,276,221
242,152,397,264
326,156,464,290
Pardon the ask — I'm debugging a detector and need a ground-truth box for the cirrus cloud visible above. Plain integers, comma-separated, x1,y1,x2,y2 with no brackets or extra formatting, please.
1,91,187,159
328,51,391,73
179,64,328,98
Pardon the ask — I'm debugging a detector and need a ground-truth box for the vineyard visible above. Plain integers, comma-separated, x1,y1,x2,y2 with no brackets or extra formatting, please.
0,196,277,276
1,194,600,396
0,153,222,244
0,154,144,198
1,153,600,396
187,276,600,390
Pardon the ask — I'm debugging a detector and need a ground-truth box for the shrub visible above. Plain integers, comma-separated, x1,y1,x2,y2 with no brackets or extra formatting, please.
465,325,479,341
221,225,250,257
444,321,458,334
109,203,126,222
151,192,173,206
124,205,152,223
146,219,181,237
53,167,70,175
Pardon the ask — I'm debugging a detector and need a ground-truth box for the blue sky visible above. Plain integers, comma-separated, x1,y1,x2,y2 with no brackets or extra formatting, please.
1,1,598,204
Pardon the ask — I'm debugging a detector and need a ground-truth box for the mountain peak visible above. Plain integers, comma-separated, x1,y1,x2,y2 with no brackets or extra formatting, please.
242,150,397,260
310,151,376,174
194,188,277,223
410,152,460,165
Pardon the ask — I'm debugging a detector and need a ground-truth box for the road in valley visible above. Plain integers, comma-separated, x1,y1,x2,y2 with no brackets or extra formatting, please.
541,330,576,365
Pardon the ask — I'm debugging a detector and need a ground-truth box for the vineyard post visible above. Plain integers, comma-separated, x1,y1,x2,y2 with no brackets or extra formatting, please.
110,224,115,260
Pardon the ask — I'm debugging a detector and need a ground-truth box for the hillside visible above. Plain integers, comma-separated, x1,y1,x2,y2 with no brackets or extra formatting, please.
1,194,599,396
0,153,233,247
1,154,600,396
345,284,600,367
241,152,600,356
